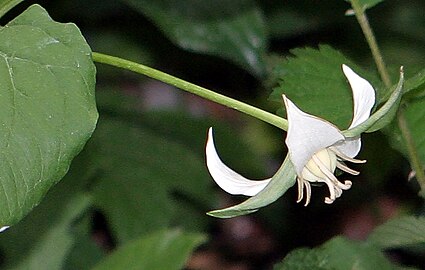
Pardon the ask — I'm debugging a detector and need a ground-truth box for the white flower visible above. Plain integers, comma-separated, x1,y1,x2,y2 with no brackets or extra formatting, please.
206,65,375,206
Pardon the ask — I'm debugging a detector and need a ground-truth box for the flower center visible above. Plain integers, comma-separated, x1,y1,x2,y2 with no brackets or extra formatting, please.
296,148,364,206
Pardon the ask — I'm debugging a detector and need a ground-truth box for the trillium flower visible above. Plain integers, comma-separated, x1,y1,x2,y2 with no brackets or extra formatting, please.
206,64,375,206
284,65,375,205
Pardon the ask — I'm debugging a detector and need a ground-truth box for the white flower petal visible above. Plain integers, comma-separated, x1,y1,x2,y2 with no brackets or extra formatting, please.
283,95,345,175
334,136,361,158
206,128,271,196
0,226,9,233
342,64,376,129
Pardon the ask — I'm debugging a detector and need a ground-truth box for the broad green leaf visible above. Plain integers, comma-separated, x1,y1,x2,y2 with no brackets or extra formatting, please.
0,146,97,270
92,229,205,270
345,0,384,11
270,45,381,129
91,118,214,244
0,4,97,226
207,155,296,218
123,0,268,77
368,216,425,249
275,236,403,270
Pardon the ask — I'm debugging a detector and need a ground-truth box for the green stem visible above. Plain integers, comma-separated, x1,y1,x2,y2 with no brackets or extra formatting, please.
398,110,425,192
350,0,392,88
350,0,425,192
0,0,24,19
92,52,288,131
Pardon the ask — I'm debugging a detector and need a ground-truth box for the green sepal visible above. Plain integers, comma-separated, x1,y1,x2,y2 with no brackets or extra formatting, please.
207,155,296,218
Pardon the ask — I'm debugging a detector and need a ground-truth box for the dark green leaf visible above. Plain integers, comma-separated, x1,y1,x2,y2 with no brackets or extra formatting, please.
368,216,425,249
270,45,381,129
91,118,214,244
0,4,97,226
384,97,425,176
123,0,268,77
276,236,402,270
91,229,205,270
0,153,94,270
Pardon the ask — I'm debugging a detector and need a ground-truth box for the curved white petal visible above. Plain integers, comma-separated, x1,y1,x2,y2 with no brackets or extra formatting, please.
0,226,9,233
206,128,271,196
334,136,361,158
283,95,344,175
342,64,376,129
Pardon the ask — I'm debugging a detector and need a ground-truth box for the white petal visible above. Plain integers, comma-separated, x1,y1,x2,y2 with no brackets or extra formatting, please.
342,64,376,129
206,128,271,196
0,226,9,233
283,95,344,175
334,136,361,158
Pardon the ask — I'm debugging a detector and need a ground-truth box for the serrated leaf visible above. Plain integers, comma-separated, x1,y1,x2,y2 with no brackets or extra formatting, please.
368,216,425,249
270,45,380,129
91,229,206,270
207,155,296,218
123,0,268,77
0,4,97,226
276,236,402,270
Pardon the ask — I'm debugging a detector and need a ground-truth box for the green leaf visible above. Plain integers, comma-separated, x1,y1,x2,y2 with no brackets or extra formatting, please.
64,234,105,270
92,229,205,270
207,155,296,218
368,216,425,249
91,118,214,244
123,0,268,77
275,236,403,270
384,97,425,173
0,190,91,269
345,0,384,11
0,146,97,269
0,4,97,226
270,45,381,129
0,0,24,18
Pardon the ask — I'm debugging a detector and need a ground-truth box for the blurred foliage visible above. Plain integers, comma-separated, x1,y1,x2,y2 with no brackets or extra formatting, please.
1,0,425,269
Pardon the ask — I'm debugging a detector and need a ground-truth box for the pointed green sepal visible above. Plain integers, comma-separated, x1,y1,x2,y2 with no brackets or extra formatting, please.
207,155,297,218
343,67,405,137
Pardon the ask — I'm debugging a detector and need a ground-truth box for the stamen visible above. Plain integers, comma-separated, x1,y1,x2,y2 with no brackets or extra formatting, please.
296,176,304,203
304,181,311,206
312,155,351,190
330,147,366,163
334,186,342,198
336,162,359,175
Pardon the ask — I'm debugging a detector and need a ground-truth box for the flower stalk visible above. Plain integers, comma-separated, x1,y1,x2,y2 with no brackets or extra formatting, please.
350,0,425,192
350,0,391,87
92,52,288,131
